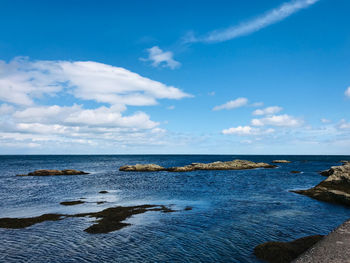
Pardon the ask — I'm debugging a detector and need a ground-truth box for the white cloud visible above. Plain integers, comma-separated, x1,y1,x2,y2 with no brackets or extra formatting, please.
222,125,274,135
345,87,350,98
251,114,303,127
0,57,191,106
338,119,350,130
0,57,194,152
321,118,331,124
0,104,14,115
167,105,175,110
143,46,181,69
186,0,319,43
213,97,248,111
253,106,283,116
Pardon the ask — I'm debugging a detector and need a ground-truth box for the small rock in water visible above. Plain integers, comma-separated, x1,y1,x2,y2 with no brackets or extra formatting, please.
272,160,291,163
17,169,89,176
60,200,85,206
99,190,108,194
290,171,301,174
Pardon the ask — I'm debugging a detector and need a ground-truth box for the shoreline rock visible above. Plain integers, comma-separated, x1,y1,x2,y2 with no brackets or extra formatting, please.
119,160,276,172
17,169,89,176
292,162,350,206
254,235,324,263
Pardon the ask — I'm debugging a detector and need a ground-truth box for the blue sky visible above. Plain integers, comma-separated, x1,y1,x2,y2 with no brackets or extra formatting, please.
0,0,350,154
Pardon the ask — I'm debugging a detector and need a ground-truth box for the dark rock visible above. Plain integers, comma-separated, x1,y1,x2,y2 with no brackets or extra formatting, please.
99,190,108,194
0,214,63,229
120,160,276,172
292,162,350,206
0,204,176,234
184,206,192,211
290,171,301,174
96,201,106,205
17,169,89,176
254,235,324,263
60,200,85,206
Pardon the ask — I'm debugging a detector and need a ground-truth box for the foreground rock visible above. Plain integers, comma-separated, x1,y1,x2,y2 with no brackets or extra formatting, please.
292,162,350,206
254,235,324,263
294,219,350,262
272,160,291,163
17,169,89,176
120,160,276,172
0,204,186,234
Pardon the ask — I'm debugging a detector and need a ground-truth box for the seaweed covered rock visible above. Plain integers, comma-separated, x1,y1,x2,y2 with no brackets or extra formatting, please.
293,162,350,206
17,169,89,176
254,235,324,263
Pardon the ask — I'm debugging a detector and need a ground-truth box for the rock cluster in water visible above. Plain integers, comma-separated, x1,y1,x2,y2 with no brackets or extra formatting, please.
119,159,276,172
254,235,324,263
17,169,89,176
292,161,350,206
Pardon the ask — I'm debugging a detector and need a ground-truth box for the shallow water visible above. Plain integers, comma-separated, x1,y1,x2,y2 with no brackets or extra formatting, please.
0,155,350,262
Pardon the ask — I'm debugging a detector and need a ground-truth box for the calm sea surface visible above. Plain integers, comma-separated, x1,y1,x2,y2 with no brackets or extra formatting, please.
0,155,350,262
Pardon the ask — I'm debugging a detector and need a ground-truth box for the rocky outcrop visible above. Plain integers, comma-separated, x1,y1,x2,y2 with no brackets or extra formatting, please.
254,235,324,263
17,169,89,176
272,160,291,163
292,162,350,206
119,164,166,172
119,160,276,172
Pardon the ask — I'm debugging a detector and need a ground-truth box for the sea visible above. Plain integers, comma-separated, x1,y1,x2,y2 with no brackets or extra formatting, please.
0,155,349,263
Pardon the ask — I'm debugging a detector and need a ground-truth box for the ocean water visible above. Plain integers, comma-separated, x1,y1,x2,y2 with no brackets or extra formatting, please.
0,155,350,263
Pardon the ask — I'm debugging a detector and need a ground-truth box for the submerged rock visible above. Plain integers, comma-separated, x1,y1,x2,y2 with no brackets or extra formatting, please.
290,171,301,174
60,200,85,206
0,204,181,234
254,235,324,263
292,162,350,206
272,160,291,163
119,160,276,172
17,169,89,176
119,164,166,172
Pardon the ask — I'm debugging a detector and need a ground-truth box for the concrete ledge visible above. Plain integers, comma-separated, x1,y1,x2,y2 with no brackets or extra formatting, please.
293,219,350,263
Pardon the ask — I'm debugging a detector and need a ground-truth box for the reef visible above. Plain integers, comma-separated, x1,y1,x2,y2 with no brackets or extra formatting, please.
119,159,276,172
0,204,183,234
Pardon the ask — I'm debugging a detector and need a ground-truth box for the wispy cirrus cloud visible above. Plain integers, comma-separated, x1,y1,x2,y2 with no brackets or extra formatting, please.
186,0,320,43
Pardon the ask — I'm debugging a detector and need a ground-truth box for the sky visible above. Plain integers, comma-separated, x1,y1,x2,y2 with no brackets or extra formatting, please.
0,0,350,154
